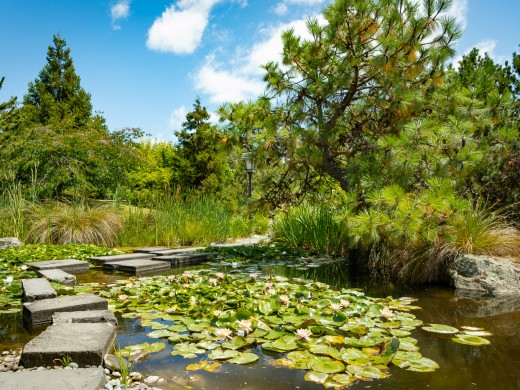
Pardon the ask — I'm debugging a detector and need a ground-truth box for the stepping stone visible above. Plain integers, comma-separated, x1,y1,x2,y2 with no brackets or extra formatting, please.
21,323,117,368
23,294,108,327
29,259,89,273
133,246,170,253
21,278,57,302
104,259,171,275
150,247,205,256
53,310,118,326
154,252,212,266
0,367,106,390
38,269,76,286
89,252,154,265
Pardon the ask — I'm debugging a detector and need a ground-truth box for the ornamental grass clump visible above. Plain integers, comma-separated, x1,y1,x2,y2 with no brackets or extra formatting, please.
26,201,122,246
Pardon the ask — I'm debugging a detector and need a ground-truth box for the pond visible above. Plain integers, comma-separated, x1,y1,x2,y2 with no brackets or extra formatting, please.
1,254,519,390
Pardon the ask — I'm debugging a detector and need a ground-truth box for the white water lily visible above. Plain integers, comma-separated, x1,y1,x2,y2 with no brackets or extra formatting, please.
20,265,29,271
237,320,253,334
4,276,14,285
330,303,342,312
209,278,218,286
249,273,257,279
340,299,350,308
213,310,223,317
117,294,128,301
215,328,233,340
216,272,225,279
380,307,394,319
280,295,290,306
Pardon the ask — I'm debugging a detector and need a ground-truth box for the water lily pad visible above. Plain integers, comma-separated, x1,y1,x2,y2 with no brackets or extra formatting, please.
171,343,206,358
461,330,492,337
311,357,345,374
331,374,356,386
146,329,172,339
186,360,221,372
309,344,342,360
347,365,389,379
271,336,299,351
304,371,329,384
406,357,440,372
422,324,459,334
451,335,491,346
208,347,239,360
222,336,251,350
228,352,259,364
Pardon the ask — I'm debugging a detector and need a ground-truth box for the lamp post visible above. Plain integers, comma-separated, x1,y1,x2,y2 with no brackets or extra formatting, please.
241,152,255,197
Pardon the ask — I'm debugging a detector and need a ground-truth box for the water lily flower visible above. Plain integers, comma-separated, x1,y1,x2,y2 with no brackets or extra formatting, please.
215,328,233,340
213,310,222,317
216,272,225,279
209,278,218,286
20,265,29,271
279,295,290,306
267,288,276,295
296,328,312,341
169,292,175,298
340,299,350,308
3,276,14,285
330,303,342,312
249,273,257,279
380,307,394,319
117,294,128,301
237,320,253,334
167,275,175,282
265,282,273,288
183,283,190,288
125,282,134,288
182,272,192,279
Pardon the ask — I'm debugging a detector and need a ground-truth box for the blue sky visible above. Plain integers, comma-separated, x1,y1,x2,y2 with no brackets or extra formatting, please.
1,0,519,141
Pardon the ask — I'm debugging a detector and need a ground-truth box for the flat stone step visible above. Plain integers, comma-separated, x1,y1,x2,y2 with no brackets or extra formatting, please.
38,269,76,286
89,252,154,265
28,259,89,274
133,246,171,253
53,310,118,326
23,294,108,327
150,247,205,256
22,278,57,302
104,259,171,275
0,367,106,390
21,323,117,368
153,252,212,267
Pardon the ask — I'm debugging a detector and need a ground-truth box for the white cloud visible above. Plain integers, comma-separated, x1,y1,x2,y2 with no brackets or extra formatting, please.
147,0,222,55
272,0,326,15
193,17,323,104
446,0,468,29
169,105,187,130
452,39,499,70
272,3,288,16
110,0,130,30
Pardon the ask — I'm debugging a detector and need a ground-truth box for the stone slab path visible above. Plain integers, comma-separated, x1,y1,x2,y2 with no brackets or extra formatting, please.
21,323,116,368
104,259,171,275
149,247,205,256
0,367,106,389
23,294,108,327
89,252,154,265
155,252,212,265
133,246,170,253
21,278,57,302
37,269,76,286
52,310,118,326
28,259,90,273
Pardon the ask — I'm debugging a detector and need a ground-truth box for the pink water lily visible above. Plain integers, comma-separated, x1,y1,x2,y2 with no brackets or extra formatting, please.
280,295,290,306
296,328,312,341
330,303,342,312
340,299,350,308
265,282,273,288
167,275,175,282
209,278,218,286
216,272,225,279
380,307,394,319
215,328,233,340
117,294,128,301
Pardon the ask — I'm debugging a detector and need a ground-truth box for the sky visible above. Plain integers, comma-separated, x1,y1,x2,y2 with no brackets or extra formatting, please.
1,0,519,142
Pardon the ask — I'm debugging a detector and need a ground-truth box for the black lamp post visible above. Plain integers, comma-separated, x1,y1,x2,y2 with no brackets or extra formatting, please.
241,152,255,197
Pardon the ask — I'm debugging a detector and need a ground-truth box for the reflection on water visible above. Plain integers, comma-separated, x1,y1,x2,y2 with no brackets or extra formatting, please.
2,260,519,390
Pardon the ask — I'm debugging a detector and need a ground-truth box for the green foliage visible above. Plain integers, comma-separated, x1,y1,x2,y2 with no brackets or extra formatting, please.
272,204,349,255
53,355,72,367
26,200,122,246
0,182,27,239
116,194,257,247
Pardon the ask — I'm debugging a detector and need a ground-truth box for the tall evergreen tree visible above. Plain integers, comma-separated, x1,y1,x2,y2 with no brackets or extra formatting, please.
23,34,92,128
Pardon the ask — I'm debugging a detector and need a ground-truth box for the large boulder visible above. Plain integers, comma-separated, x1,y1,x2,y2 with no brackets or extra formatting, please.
0,237,23,250
449,254,520,297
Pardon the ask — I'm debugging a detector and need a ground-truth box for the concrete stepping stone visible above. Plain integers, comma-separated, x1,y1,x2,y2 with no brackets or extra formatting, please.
104,259,171,275
150,247,205,256
21,278,57,302
0,367,106,390
21,323,117,368
53,310,118,326
133,246,170,253
23,294,108,327
89,252,154,265
28,259,89,273
38,269,76,286
153,252,212,266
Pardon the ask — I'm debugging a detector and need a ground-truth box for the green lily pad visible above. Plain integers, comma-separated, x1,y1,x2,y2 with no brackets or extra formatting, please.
228,352,259,364
208,347,239,360
422,324,459,334
461,330,492,337
222,336,251,350
309,344,342,360
347,365,390,379
406,357,440,372
331,374,356,386
186,360,221,372
171,343,206,358
146,329,172,339
271,336,299,351
451,335,491,346
311,357,345,374
304,371,329,384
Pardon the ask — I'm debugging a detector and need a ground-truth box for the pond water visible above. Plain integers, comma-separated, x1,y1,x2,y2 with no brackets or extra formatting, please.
1,258,519,390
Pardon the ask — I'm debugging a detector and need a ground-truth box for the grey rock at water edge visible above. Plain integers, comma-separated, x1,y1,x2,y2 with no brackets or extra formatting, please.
449,254,520,297
53,309,118,326
104,353,129,371
0,367,106,389
0,237,23,250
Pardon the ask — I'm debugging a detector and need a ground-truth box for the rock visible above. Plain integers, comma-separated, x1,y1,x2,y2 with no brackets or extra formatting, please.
112,371,121,378
53,310,118,326
38,269,76,286
129,351,150,362
21,278,58,302
68,362,79,369
0,237,23,250
144,375,160,385
130,371,143,381
0,367,106,389
450,254,520,296
104,353,128,372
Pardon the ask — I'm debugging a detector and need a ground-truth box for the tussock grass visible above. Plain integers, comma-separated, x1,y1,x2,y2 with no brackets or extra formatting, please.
271,204,349,256
27,201,122,246
0,182,27,239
